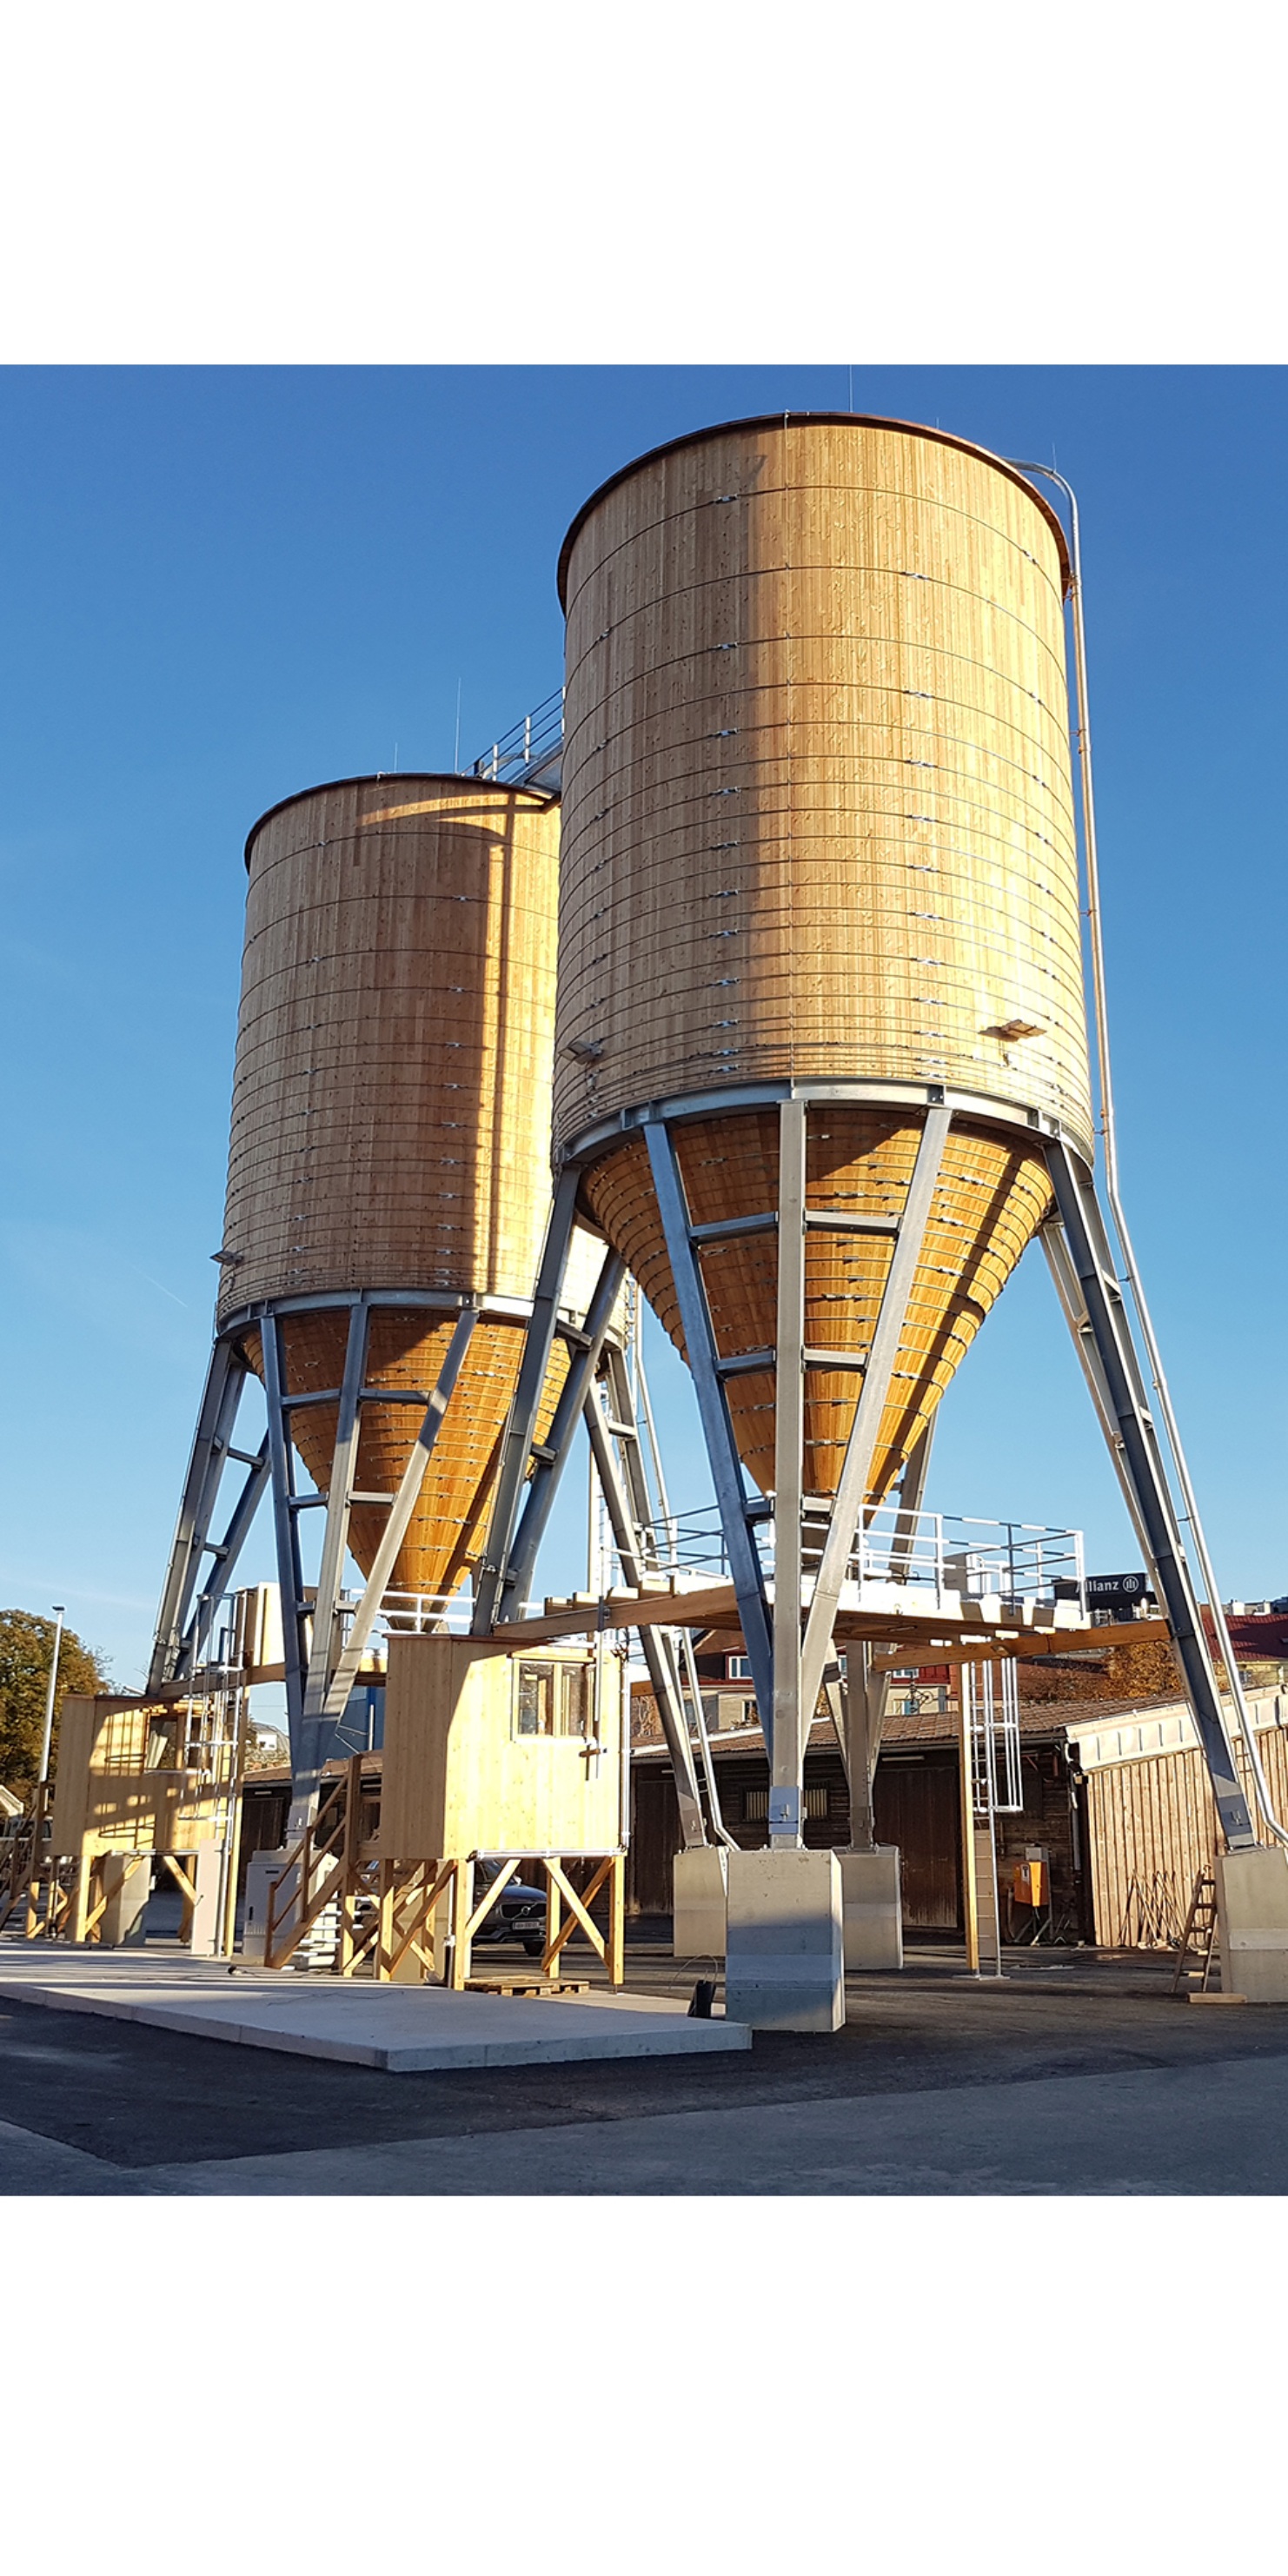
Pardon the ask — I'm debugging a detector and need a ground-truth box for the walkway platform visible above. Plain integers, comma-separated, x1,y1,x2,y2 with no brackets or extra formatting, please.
0,1950,749,2072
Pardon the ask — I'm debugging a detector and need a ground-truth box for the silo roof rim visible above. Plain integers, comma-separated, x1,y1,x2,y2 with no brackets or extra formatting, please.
242,772,557,870
556,411,1072,607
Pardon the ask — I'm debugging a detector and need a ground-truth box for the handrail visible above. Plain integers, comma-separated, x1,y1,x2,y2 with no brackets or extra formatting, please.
470,688,563,786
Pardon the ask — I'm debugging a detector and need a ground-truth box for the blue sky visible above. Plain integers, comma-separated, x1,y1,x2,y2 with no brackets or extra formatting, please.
2,363,1285,1686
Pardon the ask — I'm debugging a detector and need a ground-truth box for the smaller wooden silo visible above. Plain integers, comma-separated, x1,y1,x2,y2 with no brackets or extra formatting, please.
219,773,587,1603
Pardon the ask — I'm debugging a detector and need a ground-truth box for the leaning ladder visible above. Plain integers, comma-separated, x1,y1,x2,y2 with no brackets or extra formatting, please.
1171,1867,1218,1995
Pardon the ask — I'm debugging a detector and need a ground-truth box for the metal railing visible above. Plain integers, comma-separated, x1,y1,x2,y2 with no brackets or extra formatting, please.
470,688,563,787
633,1499,1085,1614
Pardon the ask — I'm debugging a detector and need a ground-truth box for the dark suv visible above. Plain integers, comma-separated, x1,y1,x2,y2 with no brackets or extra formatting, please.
470,1859,548,1957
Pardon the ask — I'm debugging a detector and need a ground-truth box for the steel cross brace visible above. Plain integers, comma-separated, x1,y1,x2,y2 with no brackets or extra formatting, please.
179,1433,272,1681
581,1378,707,1849
1043,1137,1254,1849
473,1165,582,1634
261,1308,309,1763
488,1241,627,1625
600,1338,734,1846
295,1298,372,1796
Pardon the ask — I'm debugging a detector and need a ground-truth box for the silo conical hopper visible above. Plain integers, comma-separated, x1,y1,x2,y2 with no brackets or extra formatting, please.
220,773,601,1608
554,416,1092,1514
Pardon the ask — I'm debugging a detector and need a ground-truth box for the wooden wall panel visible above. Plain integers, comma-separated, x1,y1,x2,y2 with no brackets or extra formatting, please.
1085,1728,1288,1946
381,1636,622,1860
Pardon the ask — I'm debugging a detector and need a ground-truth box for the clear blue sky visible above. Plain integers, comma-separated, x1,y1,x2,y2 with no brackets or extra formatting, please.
3,363,1285,1687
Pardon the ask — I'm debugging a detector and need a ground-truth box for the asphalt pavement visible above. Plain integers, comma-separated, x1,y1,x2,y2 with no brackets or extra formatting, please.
5,1939,1288,2194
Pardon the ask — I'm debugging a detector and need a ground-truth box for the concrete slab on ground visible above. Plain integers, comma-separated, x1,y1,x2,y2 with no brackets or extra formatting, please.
0,1952,749,2072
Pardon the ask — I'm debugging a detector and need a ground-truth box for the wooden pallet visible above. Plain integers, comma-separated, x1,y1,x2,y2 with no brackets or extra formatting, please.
464,1975,591,1998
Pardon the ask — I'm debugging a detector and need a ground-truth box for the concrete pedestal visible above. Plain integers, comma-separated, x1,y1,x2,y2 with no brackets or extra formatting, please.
725,1849,844,2032
673,1846,728,1957
189,1842,226,1958
1216,1846,1288,2001
838,1848,903,1971
98,1855,150,1948
242,1849,289,1964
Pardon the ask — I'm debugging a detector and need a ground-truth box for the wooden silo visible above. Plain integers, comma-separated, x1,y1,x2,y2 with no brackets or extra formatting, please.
554,415,1090,1508
222,774,578,1603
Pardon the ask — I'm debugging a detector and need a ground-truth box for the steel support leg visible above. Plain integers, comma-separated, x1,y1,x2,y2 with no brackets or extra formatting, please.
800,1106,952,1726
770,1099,807,1845
473,1165,581,1633
601,1339,734,1846
1044,1138,1254,1848
261,1310,309,1771
490,1246,626,1623
889,1416,935,1583
582,1387,707,1848
148,1338,248,1690
295,1298,372,1796
644,1120,774,1740
843,1646,892,1851
610,1338,734,1846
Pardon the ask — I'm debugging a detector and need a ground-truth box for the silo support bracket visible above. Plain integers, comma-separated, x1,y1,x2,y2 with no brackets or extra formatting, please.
1043,1140,1255,1850
798,1106,953,1736
644,1119,775,1744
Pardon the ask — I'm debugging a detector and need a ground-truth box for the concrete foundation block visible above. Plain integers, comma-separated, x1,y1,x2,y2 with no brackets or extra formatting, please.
241,1849,289,1964
725,1849,844,2032
189,1842,225,1957
838,1848,904,1972
673,1845,728,1957
98,1856,150,1948
1216,1846,1288,2002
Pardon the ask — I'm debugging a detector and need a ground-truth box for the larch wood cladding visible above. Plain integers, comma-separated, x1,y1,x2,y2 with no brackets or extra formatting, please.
221,776,574,1603
1085,1729,1288,1948
555,415,1090,1158
582,1108,1052,1502
223,777,561,1317
555,416,1091,1504
381,1636,623,1861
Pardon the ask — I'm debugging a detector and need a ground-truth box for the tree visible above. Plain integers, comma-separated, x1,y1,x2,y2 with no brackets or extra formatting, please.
0,1610,110,1795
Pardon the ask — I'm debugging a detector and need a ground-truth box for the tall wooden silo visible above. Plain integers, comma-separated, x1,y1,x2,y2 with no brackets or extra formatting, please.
554,415,1088,1515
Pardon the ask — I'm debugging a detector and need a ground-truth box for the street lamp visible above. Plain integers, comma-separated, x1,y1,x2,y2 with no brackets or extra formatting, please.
37,1606,65,1786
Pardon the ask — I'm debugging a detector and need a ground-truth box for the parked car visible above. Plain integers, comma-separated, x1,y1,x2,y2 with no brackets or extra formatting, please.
469,1859,548,1956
